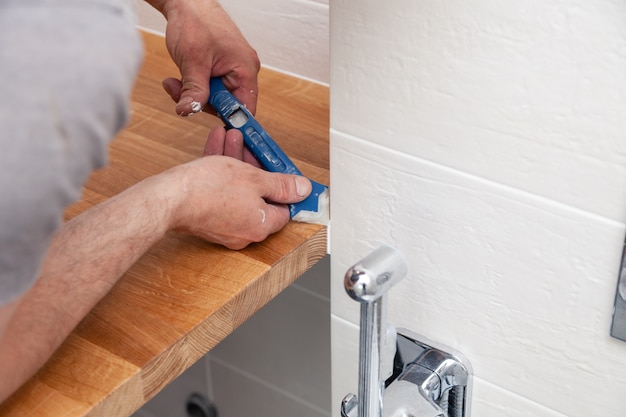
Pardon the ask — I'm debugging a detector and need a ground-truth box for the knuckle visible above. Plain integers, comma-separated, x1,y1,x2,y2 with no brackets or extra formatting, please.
277,176,294,201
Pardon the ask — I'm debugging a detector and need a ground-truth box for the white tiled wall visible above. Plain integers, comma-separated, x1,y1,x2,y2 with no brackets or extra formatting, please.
330,0,626,416
134,0,329,84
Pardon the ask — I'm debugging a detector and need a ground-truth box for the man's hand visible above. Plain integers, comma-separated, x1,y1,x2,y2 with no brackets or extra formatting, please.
147,0,261,116
163,154,311,249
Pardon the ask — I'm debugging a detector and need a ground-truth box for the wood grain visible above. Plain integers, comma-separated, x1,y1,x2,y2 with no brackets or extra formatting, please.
0,31,328,417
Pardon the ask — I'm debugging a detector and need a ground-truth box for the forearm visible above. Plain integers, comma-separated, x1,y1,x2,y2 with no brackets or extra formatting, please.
0,175,175,403
0,154,308,403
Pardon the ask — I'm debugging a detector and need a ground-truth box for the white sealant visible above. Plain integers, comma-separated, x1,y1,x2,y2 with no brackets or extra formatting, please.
190,101,203,113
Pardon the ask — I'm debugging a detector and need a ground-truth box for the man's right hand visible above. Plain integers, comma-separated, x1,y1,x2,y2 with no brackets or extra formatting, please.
158,152,312,250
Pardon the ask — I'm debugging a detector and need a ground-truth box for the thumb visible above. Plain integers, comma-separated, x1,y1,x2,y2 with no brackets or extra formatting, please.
175,70,210,116
162,77,182,103
263,174,312,204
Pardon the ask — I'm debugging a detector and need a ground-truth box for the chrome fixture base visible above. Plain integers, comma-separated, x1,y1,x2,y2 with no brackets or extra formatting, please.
342,328,472,417
388,329,472,417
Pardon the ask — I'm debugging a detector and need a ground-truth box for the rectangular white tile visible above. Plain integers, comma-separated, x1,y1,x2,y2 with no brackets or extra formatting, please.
221,0,329,83
470,379,570,417
330,131,626,416
330,0,626,221
330,316,359,415
134,0,165,34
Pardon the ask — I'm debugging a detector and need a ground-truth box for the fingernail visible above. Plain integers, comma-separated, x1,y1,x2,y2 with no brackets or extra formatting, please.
295,176,311,197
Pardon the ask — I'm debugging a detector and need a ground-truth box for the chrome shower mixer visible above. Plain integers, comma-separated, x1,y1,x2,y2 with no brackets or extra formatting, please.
341,245,473,417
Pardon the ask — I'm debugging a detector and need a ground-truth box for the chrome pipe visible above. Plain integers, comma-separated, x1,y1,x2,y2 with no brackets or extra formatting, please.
358,299,384,417
345,245,407,417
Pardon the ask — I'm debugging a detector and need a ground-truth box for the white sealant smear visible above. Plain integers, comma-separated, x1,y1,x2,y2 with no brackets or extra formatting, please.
258,208,266,223
190,101,203,113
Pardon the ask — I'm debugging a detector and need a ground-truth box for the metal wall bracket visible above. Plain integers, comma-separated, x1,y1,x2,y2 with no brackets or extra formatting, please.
610,240,626,342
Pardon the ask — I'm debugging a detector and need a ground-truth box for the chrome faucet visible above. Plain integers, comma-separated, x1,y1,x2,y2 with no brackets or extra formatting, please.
344,245,407,417
342,246,472,417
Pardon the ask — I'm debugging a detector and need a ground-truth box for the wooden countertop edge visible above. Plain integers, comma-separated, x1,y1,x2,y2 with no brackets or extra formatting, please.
82,226,328,417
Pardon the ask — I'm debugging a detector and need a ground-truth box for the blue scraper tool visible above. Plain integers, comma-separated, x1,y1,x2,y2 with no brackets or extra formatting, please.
208,77,329,225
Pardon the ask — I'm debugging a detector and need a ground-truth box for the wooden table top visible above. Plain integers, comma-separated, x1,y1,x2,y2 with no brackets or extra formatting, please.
0,31,328,417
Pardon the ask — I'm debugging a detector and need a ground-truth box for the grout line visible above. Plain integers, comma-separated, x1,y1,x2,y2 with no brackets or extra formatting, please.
261,64,329,88
330,128,626,229
332,314,359,329
290,282,331,303
210,356,331,417
136,25,165,37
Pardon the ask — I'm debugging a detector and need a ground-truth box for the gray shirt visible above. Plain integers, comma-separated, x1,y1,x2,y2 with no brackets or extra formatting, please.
0,0,143,304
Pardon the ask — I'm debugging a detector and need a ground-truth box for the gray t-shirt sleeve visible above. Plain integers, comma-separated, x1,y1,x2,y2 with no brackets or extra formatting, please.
0,0,143,305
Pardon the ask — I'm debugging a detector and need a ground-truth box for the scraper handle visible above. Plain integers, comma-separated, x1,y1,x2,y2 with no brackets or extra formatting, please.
207,77,329,223
208,77,301,176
